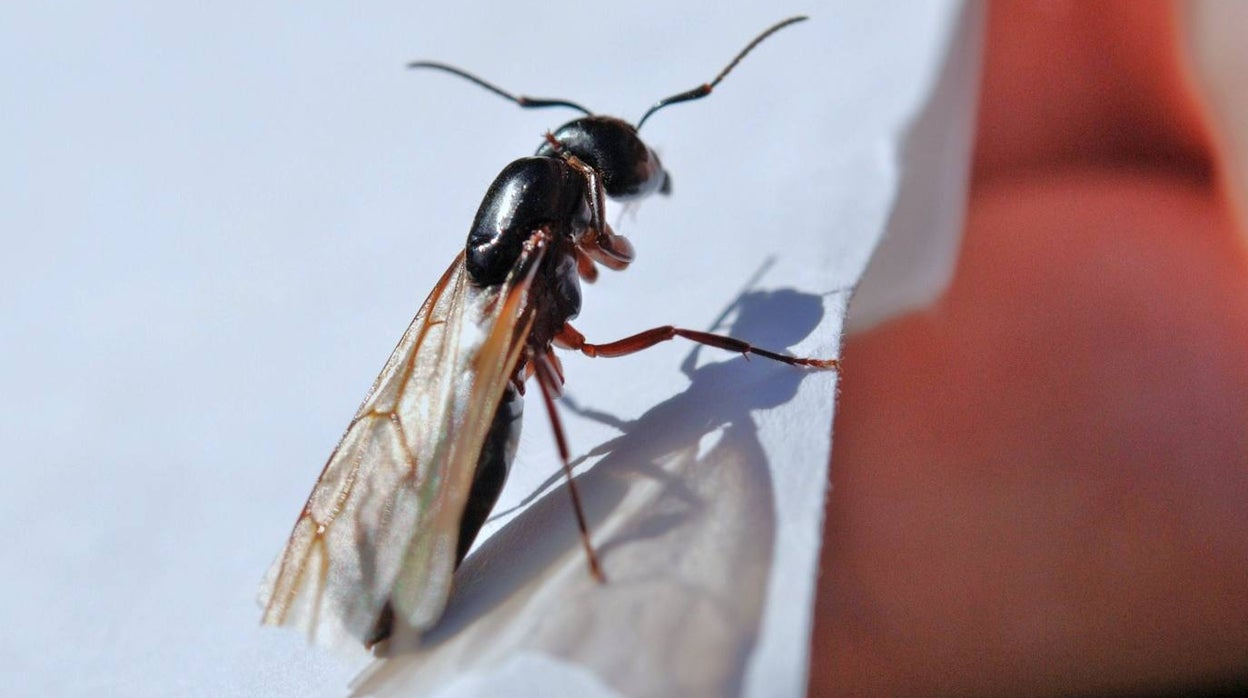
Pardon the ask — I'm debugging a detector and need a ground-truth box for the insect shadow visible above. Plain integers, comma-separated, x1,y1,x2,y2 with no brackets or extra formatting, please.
361,266,833,695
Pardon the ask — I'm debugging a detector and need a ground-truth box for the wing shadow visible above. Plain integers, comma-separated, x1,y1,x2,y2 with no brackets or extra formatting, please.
354,282,829,697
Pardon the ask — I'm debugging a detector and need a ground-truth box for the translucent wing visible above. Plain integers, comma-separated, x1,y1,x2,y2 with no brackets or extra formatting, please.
259,241,544,649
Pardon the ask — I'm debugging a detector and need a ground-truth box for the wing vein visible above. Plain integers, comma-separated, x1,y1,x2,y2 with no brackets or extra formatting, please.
260,245,547,647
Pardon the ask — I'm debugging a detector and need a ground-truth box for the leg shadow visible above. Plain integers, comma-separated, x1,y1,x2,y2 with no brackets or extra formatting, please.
353,286,829,698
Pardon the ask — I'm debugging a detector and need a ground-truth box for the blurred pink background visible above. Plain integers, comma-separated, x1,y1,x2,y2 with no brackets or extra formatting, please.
813,1,1248,694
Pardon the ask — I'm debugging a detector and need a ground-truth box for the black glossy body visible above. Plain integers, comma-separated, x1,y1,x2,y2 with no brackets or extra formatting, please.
465,116,669,288
456,115,669,576
456,385,523,564
466,157,591,286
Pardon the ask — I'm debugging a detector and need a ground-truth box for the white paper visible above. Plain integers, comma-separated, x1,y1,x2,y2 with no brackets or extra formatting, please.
0,1,978,696
847,1,983,333
353,3,981,697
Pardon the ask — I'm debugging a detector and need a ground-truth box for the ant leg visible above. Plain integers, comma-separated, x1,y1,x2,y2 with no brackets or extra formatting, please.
575,247,600,282
529,348,607,582
580,226,634,271
555,324,838,370
543,133,609,236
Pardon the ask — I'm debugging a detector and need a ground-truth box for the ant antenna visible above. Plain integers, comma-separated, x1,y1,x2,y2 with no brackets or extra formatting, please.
407,61,593,116
635,16,808,131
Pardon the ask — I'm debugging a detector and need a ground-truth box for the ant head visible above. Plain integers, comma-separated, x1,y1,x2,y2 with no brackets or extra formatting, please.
536,116,671,200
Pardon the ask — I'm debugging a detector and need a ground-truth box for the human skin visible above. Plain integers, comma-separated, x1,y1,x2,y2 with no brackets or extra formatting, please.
810,1,1248,695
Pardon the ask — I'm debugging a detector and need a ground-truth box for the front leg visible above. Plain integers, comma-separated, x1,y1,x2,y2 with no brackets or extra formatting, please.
544,132,609,236
543,132,633,271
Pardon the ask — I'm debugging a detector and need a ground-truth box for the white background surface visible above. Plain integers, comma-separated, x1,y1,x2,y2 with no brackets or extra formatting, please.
1,2,975,696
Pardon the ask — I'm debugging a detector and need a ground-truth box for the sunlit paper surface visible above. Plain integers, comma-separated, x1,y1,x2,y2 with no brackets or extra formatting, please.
0,1,978,696
355,3,981,697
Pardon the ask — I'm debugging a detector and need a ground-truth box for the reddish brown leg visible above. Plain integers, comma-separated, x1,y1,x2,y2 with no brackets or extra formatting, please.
574,247,599,283
556,323,839,369
580,227,634,271
545,132,608,237
530,349,607,583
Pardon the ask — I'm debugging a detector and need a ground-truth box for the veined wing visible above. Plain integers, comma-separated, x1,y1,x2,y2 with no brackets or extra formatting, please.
259,240,545,649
